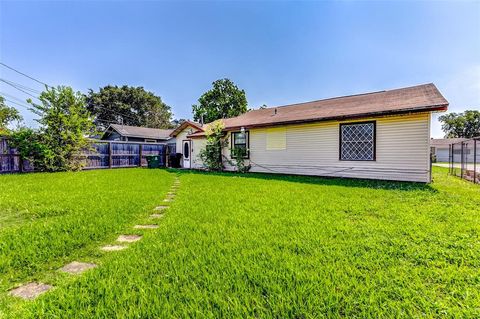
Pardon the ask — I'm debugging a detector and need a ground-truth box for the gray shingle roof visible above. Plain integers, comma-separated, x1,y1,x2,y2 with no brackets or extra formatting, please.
430,138,466,147
109,124,173,140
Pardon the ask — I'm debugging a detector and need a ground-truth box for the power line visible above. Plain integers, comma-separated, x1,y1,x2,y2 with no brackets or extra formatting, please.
0,78,41,94
0,62,51,87
0,78,41,101
2,97,32,110
0,91,30,104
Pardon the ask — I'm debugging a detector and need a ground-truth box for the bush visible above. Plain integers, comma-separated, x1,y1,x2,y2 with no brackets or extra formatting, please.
231,146,251,173
199,120,227,171
9,128,53,170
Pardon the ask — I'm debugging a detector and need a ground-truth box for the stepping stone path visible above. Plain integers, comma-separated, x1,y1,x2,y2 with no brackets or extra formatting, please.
59,261,97,274
133,224,159,229
100,245,127,252
155,206,168,211
150,213,164,219
9,282,52,300
117,234,142,243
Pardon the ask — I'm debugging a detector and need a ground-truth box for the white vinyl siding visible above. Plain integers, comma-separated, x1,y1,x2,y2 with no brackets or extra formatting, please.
220,113,432,182
266,127,287,150
190,112,431,182
191,138,206,169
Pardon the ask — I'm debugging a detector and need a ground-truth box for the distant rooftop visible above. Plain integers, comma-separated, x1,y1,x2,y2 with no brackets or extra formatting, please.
108,124,173,140
430,138,467,146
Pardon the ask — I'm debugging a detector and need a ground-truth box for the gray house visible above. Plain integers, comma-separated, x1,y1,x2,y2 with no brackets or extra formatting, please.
430,138,466,162
101,124,174,143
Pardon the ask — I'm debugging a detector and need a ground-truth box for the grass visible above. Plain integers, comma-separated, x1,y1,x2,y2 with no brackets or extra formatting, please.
0,169,174,316
0,167,479,318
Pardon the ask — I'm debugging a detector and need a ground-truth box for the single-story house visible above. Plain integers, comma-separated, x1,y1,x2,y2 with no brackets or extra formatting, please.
101,124,174,144
170,83,449,183
430,138,466,162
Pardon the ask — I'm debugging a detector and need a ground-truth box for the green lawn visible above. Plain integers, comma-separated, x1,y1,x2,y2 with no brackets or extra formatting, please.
0,167,479,318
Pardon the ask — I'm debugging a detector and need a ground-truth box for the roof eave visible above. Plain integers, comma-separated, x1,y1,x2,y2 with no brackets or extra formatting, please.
170,121,204,137
222,104,448,132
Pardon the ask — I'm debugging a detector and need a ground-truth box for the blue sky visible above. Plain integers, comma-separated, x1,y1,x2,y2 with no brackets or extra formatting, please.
1,1,479,137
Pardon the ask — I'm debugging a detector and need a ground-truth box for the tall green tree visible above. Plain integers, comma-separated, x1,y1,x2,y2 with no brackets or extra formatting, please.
192,79,247,123
0,96,23,134
25,85,94,171
439,110,480,138
86,85,173,130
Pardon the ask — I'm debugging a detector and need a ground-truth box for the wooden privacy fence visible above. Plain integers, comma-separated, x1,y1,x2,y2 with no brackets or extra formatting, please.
0,137,34,173
82,140,168,169
0,137,173,173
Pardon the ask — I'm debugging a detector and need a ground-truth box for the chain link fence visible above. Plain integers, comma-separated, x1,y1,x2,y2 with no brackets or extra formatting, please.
449,137,479,184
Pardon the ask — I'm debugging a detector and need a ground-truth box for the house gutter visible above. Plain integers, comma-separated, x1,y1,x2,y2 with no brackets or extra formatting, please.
187,104,448,138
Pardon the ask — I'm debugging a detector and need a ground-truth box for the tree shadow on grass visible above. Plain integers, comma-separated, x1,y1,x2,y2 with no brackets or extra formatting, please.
166,168,437,193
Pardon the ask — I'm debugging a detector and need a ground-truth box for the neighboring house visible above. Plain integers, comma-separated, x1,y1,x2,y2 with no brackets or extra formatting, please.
101,124,175,144
430,138,466,162
170,83,449,183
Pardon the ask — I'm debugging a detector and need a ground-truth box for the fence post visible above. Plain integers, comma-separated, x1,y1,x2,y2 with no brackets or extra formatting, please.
19,155,24,173
449,144,452,175
461,142,464,179
108,142,112,168
474,139,477,184
139,143,143,167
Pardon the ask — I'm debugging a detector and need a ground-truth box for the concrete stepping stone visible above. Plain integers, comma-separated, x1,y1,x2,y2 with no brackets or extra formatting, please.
59,261,97,274
9,282,52,300
133,224,159,229
163,198,173,202
150,214,164,219
101,245,127,251
117,234,142,243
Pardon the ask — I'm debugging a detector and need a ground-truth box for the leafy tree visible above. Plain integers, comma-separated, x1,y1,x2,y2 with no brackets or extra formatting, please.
9,127,51,169
23,86,95,171
0,96,23,134
171,118,187,127
192,79,247,123
199,120,226,171
86,85,173,130
439,110,480,138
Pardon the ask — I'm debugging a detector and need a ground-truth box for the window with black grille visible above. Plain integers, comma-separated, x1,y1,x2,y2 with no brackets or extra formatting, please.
340,122,376,161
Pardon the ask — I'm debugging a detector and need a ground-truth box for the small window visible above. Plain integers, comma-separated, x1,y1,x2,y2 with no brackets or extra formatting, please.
183,142,190,159
231,131,249,158
340,121,376,161
144,139,156,143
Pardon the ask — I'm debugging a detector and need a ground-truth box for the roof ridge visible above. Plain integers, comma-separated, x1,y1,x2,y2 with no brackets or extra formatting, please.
111,123,172,131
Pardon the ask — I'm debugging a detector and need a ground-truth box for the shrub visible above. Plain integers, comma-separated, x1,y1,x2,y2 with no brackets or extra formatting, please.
199,120,227,171
230,146,251,173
